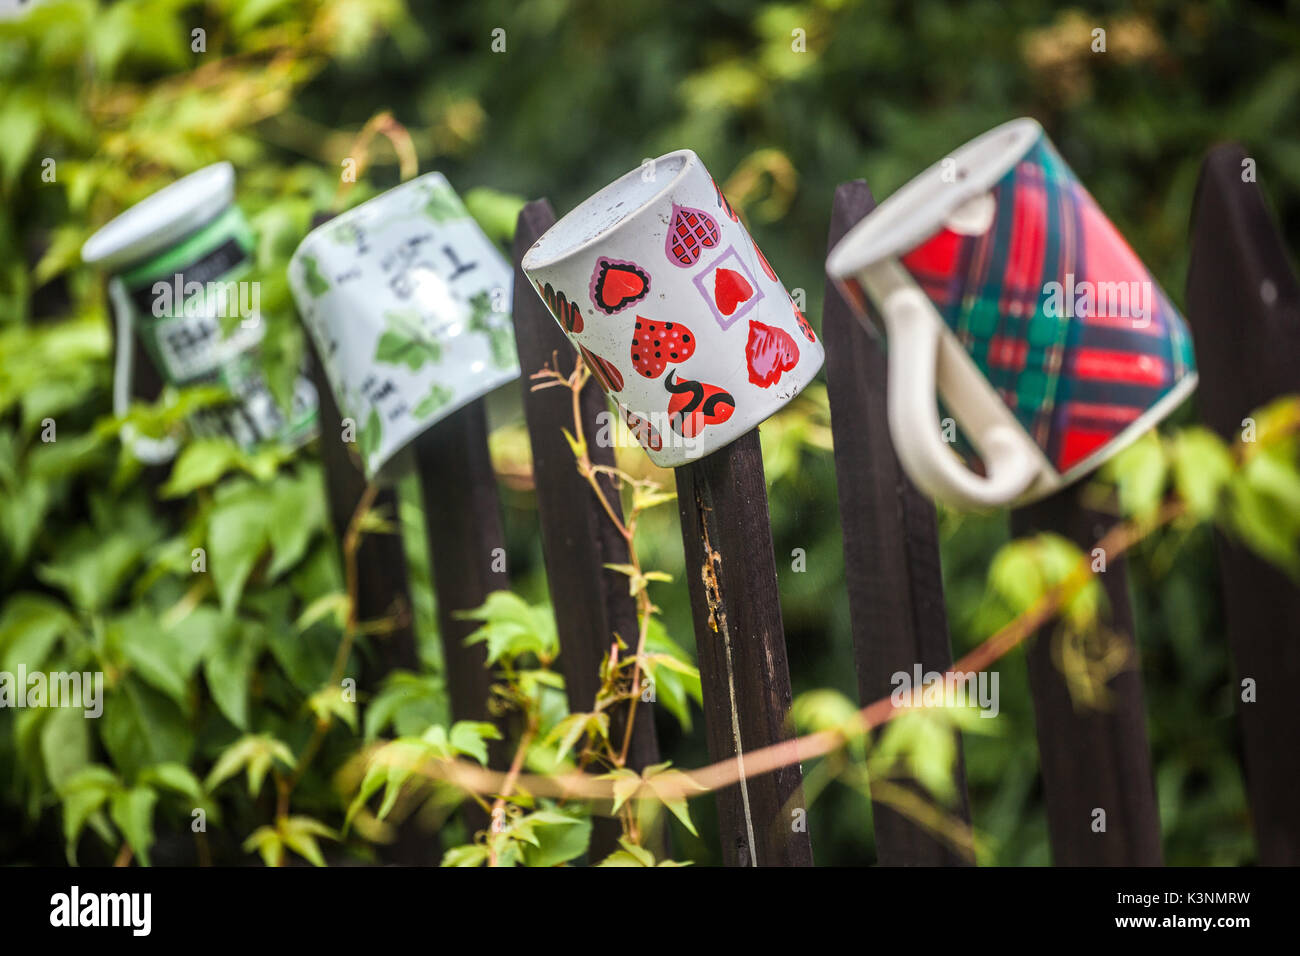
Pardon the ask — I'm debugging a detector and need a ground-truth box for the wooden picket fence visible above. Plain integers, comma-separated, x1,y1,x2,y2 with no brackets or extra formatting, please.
314,144,1300,867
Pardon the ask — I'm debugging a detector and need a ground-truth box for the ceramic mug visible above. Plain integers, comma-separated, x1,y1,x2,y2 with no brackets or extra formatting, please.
82,162,319,463
522,149,823,467
288,172,520,480
826,118,1197,509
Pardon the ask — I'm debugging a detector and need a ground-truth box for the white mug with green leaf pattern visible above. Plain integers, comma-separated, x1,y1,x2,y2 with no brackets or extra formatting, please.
288,173,519,480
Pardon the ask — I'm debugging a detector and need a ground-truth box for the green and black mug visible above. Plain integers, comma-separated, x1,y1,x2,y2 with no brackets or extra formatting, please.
82,163,318,462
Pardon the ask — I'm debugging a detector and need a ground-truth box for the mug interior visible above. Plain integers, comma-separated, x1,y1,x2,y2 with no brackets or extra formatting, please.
826,118,1042,277
522,151,693,271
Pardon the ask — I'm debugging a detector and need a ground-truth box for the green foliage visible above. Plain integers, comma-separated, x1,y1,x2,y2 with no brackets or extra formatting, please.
1097,398,1300,576
596,837,691,867
457,590,559,667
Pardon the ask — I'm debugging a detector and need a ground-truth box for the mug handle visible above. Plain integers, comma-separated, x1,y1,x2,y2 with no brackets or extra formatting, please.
109,278,178,465
867,260,1040,509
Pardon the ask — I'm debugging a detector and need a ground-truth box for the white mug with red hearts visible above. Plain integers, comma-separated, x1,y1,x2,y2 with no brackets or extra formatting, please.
521,149,823,467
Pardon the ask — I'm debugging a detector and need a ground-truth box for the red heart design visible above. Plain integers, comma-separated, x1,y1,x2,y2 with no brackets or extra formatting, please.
590,258,650,314
714,267,753,316
665,371,735,439
601,269,642,307
666,204,720,267
630,318,696,379
745,320,799,388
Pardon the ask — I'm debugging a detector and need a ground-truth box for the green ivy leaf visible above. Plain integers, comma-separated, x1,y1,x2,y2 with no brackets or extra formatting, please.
109,785,158,867
594,836,690,867
642,618,701,732
441,843,491,867
202,618,260,729
266,468,327,579
114,611,189,709
448,720,502,765
98,677,194,781
1172,427,1236,520
0,593,75,675
41,706,91,792
642,764,701,836
279,815,338,867
598,768,642,816
207,486,275,614
1104,431,1169,520
139,762,203,801
243,825,284,868
307,685,358,733
363,671,447,741
458,591,559,665
58,765,121,862
160,438,245,498
791,688,866,743
205,734,294,796
518,808,591,867
37,528,148,612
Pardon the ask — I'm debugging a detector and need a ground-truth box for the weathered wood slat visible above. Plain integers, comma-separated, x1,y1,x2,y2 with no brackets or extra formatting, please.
307,345,421,683
510,199,662,861
306,213,436,863
1185,143,1300,864
309,387,432,868
413,401,511,758
305,213,421,687
821,180,974,865
1011,493,1163,865
676,430,813,866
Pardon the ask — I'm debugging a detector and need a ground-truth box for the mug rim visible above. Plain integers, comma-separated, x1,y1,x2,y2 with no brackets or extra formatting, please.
82,162,235,272
290,170,451,264
521,149,698,273
826,117,1042,279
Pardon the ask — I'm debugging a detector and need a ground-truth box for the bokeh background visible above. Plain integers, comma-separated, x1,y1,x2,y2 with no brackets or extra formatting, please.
2,0,1298,866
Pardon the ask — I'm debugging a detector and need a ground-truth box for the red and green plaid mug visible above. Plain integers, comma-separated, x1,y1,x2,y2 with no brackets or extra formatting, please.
826,118,1197,509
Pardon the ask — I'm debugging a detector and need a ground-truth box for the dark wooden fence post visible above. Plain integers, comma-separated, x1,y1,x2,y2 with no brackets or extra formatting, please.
821,180,975,865
306,211,422,686
1010,495,1163,865
1186,142,1300,864
306,213,436,863
311,331,509,850
307,348,422,684
509,199,663,861
676,431,813,867
413,403,511,767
